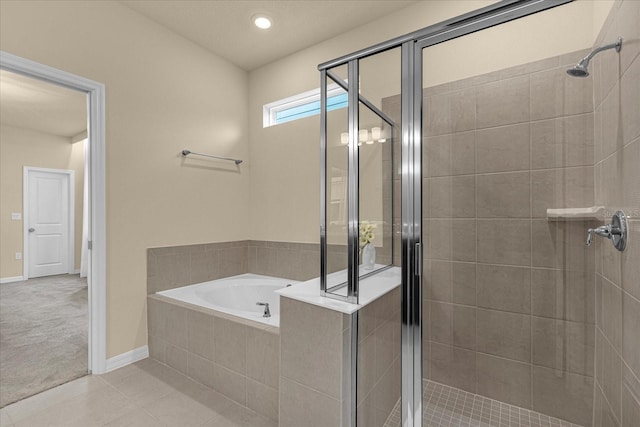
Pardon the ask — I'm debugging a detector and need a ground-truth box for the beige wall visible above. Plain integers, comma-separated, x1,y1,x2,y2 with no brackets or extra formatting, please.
248,0,614,244
0,0,250,358
0,125,84,278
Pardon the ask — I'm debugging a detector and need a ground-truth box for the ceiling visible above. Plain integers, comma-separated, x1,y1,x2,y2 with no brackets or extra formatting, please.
1,1,418,136
119,0,418,71
0,70,87,138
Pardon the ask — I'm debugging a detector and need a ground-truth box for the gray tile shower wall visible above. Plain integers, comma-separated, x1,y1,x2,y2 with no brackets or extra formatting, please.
413,48,601,426
592,1,640,427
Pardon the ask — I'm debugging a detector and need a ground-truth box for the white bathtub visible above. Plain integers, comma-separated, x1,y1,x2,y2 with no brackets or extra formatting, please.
157,273,298,327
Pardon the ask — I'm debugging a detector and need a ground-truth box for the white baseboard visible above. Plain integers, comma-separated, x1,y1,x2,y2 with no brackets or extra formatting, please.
103,345,149,373
0,276,25,284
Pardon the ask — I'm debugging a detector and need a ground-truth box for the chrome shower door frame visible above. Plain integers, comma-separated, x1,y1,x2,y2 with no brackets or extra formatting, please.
320,64,397,303
318,62,361,304
318,2,574,426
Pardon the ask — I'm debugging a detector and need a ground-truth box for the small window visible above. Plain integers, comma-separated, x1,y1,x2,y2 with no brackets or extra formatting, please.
263,84,347,127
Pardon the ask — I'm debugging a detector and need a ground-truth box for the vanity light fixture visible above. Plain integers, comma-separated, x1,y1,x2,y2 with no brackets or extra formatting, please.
253,15,272,30
340,127,387,146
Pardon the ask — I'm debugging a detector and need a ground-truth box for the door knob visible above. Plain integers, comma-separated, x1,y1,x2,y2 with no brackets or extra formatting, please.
28,228,35,232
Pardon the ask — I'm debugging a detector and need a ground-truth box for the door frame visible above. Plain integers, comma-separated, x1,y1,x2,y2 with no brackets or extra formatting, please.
23,167,76,279
1,51,107,374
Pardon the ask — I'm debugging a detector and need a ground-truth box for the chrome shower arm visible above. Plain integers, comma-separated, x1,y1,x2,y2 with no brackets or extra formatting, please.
580,36,622,64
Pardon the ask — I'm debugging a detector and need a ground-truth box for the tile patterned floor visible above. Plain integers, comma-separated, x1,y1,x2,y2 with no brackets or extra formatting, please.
384,380,584,427
1,360,587,427
0,358,275,427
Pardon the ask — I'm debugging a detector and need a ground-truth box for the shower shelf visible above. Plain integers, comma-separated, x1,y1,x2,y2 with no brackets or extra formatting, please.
546,206,605,221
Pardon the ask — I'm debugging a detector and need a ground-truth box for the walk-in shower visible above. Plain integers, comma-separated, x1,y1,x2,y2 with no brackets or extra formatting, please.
319,1,639,427
566,36,623,77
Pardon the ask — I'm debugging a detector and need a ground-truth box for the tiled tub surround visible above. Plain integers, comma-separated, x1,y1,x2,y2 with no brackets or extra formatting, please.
147,240,304,423
278,269,401,427
356,286,401,427
146,240,309,423
278,297,353,427
147,241,251,294
591,1,640,426
145,239,372,424
145,239,365,424
147,240,321,295
418,49,600,426
249,241,323,281
147,295,280,422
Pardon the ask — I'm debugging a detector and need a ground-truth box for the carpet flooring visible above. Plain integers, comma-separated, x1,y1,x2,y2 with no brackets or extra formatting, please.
0,274,88,408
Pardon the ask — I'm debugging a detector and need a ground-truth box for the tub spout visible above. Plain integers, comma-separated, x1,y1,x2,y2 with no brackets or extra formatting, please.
256,302,271,318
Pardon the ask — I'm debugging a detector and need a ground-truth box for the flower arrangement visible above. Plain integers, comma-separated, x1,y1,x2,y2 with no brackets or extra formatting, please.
359,220,376,249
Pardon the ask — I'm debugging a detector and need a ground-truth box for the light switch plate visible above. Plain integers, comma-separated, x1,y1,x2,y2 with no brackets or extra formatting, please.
11,213,22,220
15,252,22,260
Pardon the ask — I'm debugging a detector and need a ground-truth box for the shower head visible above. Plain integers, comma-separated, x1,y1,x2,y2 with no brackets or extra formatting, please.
567,60,590,78
566,36,622,78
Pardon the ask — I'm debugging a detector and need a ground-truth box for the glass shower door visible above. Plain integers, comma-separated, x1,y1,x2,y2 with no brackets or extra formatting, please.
354,47,403,427
316,3,587,427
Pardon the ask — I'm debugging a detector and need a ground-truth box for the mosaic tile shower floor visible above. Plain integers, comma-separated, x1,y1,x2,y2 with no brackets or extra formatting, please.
383,380,584,427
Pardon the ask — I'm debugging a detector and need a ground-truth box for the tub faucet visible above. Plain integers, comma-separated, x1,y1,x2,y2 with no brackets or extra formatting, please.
256,302,271,318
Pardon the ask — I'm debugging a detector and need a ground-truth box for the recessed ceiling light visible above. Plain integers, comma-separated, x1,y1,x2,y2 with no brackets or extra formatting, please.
253,15,272,30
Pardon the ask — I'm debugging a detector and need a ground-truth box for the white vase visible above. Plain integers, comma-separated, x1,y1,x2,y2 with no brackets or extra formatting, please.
362,243,375,270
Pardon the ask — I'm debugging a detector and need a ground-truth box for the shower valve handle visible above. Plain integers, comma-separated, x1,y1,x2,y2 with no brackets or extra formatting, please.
586,211,627,251
586,225,612,246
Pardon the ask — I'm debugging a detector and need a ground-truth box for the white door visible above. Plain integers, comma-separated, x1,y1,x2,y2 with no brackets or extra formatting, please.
26,168,74,278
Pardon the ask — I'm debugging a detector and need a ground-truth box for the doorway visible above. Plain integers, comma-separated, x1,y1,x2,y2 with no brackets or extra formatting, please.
0,52,107,405
0,69,88,407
